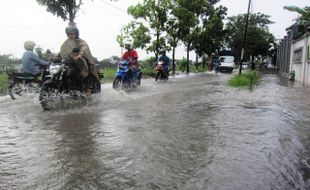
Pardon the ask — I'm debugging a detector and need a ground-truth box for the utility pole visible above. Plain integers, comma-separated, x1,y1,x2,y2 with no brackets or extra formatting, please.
239,0,252,75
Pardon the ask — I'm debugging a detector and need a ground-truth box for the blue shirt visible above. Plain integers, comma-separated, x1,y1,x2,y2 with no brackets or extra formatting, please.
22,50,48,75
157,55,170,67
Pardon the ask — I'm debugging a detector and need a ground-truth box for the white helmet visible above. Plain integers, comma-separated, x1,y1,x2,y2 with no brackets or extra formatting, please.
124,43,133,50
124,39,133,50
24,41,36,50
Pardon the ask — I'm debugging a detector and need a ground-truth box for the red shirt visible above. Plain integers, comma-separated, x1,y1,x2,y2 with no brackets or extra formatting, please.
122,50,138,66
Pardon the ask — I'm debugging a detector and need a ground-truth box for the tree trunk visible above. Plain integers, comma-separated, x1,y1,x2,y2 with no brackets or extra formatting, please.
172,47,176,75
202,54,206,69
251,55,255,70
155,31,160,60
195,54,199,71
186,44,190,74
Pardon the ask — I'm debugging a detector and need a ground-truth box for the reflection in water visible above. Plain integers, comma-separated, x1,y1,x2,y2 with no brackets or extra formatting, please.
0,73,309,189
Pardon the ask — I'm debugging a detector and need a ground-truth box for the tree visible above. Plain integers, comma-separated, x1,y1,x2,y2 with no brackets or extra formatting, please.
126,0,171,59
0,54,20,72
171,0,198,74
284,6,310,24
245,27,275,62
117,21,152,53
193,5,227,68
36,0,85,22
166,16,180,75
225,13,275,64
172,0,222,74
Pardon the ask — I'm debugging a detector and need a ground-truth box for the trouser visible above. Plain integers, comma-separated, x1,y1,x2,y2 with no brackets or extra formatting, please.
128,64,138,79
75,58,89,79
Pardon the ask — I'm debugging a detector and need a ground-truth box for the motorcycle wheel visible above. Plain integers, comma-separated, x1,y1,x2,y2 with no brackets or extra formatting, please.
164,72,169,81
8,80,22,100
155,72,161,82
112,76,122,90
39,82,59,111
89,75,101,94
137,76,141,86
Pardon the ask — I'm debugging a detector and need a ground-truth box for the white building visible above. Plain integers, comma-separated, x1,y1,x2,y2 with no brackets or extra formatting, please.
290,32,310,86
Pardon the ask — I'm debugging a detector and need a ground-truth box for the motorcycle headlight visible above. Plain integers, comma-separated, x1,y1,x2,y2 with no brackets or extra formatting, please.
158,61,164,65
49,64,64,75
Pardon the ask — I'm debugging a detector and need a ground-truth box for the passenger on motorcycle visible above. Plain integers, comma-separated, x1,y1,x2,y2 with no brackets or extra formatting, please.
22,41,49,76
157,50,170,72
59,22,100,96
121,43,139,78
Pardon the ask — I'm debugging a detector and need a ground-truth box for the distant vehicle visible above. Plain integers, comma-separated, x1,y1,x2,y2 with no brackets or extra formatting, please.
155,60,169,82
241,61,249,69
112,59,142,90
218,55,235,73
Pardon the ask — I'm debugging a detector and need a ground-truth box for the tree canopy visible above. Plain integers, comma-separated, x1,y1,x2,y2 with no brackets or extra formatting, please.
284,6,310,24
36,0,85,22
225,13,275,61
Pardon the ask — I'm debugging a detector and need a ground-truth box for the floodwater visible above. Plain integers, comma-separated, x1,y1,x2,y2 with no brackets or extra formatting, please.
0,72,309,190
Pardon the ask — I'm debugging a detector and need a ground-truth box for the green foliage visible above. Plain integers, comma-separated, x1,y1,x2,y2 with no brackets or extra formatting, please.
177,58,187,72
194,5,227,56
126,0,171,58
246,27,275,57
101,68,117,82
225,13,275,60
141,66,156,77
117,22,151,50
284,6,310,23
0,54,20,72
0,73,8,95
36,0,83,22
141,56,156,68
228,71,259,88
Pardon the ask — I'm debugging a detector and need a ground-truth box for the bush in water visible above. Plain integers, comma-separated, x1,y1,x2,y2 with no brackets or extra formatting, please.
228,71,259,89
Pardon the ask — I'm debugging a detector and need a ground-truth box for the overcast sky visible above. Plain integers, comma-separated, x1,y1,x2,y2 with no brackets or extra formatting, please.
0,0,308,60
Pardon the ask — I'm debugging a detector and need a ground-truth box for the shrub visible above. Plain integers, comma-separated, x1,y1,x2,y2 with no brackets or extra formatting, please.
0,73,8,95
228,71,259,88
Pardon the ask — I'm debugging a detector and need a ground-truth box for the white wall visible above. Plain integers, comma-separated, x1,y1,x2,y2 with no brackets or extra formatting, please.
290,39,304,82
304,37,310,86
290,35,310,86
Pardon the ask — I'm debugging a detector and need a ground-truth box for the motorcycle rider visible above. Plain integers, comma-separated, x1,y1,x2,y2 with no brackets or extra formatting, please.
213,55,221,73
22,41,49,76
157,50,170,73
121,43,139,78
59,22,100,96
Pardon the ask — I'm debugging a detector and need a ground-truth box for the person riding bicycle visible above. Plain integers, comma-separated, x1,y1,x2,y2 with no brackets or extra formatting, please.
121,43,139,78
22,41,49,76
157,50,170,73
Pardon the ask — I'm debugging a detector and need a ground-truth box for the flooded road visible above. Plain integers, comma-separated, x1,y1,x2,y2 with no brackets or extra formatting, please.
0,72,309,190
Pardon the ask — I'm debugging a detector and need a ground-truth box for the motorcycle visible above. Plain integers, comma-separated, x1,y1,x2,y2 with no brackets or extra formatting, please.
6,65,50,100
112,59,142,90
155,60,169,82
39,58,102,111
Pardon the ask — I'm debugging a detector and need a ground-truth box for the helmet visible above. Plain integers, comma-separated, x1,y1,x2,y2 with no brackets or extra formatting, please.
65,22,79,38
124,43,133,50
124,39,133,50
24,41,36,50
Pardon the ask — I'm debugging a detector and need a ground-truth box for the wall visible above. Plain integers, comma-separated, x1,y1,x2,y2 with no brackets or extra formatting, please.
290,34,310,86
